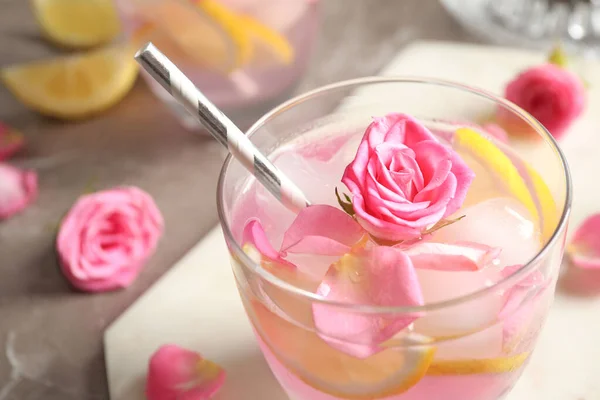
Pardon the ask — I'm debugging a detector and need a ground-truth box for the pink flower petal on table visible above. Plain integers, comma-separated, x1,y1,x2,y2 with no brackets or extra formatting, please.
312,246,423,358
281,205,365,255
0,164,37,220
146,345,226,400
567,214,600,269
406,241,501,271
0,122,24,161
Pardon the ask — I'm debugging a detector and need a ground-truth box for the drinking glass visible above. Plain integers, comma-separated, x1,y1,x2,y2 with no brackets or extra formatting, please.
217,78,571,400
114,0,319,130
441,0,600,56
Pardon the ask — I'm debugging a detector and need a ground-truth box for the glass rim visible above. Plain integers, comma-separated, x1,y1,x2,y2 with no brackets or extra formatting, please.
217,76,572,314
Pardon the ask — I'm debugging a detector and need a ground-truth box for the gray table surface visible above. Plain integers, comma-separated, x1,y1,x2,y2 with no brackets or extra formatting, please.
0,0,476,399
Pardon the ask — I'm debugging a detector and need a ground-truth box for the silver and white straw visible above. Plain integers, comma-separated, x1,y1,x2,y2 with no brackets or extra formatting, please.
134,42,310,213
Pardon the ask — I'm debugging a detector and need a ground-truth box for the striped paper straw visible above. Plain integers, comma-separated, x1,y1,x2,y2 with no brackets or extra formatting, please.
134,42,310,213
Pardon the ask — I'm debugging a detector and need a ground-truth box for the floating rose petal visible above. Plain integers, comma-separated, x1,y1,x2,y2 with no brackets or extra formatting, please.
312,246,423,359
146,345,225,400
0,164,37,220
281,205,364,255
406,241,501,272
0,122,24,161
242,218,294,268
567,214,600,270
499,264,549,352
242,206,366,280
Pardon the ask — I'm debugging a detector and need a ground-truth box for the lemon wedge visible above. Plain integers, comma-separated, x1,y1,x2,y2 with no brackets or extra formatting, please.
134,0,294,74
32,0,121,48
1,45,138,119
427,352,530,375
238,14,294,67
251,300,435,399
133,0,249,74
455,127,557,240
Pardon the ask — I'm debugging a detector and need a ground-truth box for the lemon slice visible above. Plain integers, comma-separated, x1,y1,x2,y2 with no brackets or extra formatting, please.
251,300,435,399
455,127,557,240
32,0,121,48
1,45,138,119
197,0,254,68
427,352,530,375
238,14,294,67
135,0,250,74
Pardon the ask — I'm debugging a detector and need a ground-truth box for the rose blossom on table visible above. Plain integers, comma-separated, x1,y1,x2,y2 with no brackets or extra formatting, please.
146,345,226,400
341,113,475,242
500,62,585,140
56,186,164,293
0,163,37,220
0,121,24,161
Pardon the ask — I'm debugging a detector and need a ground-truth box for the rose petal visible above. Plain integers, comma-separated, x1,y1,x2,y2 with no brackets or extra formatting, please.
567,214,600,269
146,344,226,400
312,246,423,358
243,218,284,261
280,205,364,255
56,187,164,293
406,241,502,271
499,265,549,351
0,164,37,220
0,122,25,161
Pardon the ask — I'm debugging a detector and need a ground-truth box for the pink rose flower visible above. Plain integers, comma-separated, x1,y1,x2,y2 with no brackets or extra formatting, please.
0,164,37,220
146,345,226,400
341,113,475,242
56,186,164,293
503,64,585,139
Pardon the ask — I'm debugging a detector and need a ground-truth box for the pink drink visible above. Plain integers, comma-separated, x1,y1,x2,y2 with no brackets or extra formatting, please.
114,0,318,128
218,79,570,400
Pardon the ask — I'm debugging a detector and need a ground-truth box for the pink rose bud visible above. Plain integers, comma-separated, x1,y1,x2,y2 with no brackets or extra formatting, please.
56,186,164,293
342,113,475,242
0,122,24,161
502,64,585,140
146,345,226,400
0,164,37,220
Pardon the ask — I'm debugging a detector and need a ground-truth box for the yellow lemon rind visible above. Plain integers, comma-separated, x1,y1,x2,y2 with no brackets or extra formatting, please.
427,352,530,376
32,0,121,49
455,127,539,223
1,46,138,120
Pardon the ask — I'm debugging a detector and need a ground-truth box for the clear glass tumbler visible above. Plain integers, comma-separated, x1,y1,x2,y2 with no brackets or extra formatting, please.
114,0,319,130
217,78,571,400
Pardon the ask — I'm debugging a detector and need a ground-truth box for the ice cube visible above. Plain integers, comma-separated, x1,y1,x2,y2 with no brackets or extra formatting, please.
432,197,541,268
434,324,504,360
272,147,345,208
414,268,504,337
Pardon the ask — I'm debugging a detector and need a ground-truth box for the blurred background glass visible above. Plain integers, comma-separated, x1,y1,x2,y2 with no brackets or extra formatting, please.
441,0,600,56
115,0,319,130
